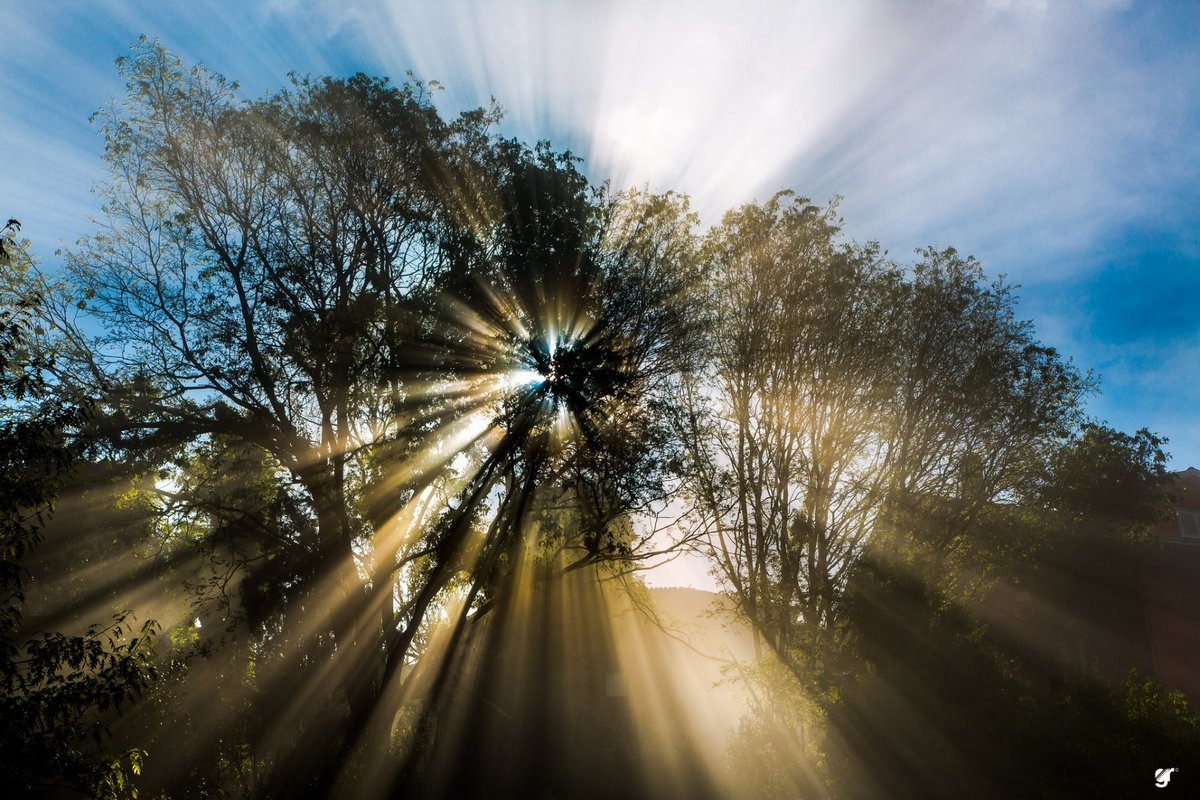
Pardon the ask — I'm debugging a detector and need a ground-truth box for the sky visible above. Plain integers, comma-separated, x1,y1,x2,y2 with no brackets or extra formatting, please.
2,1,1198,479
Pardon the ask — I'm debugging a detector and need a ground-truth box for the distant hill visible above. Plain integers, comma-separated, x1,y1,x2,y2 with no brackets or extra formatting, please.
646,587,757,663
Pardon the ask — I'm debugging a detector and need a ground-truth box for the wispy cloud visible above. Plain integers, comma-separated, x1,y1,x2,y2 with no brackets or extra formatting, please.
283,0,1197,279
1,0,1196,464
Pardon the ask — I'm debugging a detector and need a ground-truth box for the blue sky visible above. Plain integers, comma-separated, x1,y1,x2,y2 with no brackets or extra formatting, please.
3,0,1198,471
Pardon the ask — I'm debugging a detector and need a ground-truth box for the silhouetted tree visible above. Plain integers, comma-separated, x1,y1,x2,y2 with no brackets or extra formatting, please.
679,198,1182,797
674,194,904,669
15,39,704,798
0,261,158,799
11,35,1183,800
0,219,19,263
676,196,1089,671
1041,423,1172,539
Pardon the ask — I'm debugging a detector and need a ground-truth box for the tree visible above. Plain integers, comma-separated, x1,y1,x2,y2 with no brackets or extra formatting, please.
670,194,1184,798
28,34,1176,799
0,219,19,263
20,40,704,797
1041,422,1172,539
1,244,158,799
818,546,1200,799
675,193,902,673
875,247,1088,595
675,194,1090,676
32,40,514,794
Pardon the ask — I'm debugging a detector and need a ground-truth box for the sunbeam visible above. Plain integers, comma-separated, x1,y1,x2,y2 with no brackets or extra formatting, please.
2,14,1195,799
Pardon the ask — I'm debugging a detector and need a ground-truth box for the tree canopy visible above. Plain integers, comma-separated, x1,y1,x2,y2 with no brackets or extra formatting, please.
0,38,1186,800
1,250,158,799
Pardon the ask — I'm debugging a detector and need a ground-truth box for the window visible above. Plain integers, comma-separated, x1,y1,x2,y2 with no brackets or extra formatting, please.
1179,510,1200,540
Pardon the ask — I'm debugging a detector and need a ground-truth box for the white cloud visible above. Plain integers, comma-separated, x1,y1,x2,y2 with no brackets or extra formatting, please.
269,0,1194,289
1,0,1195,467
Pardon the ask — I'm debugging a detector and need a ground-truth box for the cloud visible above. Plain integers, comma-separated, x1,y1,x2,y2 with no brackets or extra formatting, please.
8,1,1192,270
267,0,1197,288
1,0,1195,465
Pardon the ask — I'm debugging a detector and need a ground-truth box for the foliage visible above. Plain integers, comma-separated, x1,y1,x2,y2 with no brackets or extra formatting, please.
722,655,826,798
675,195,1091,674
7,36,1188,800
806,548,1200,799
1041,423,1173,539
0,219,19,263
669,194,1185,798
10,39,708,797
721,418,1179,798
0,272,158,798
